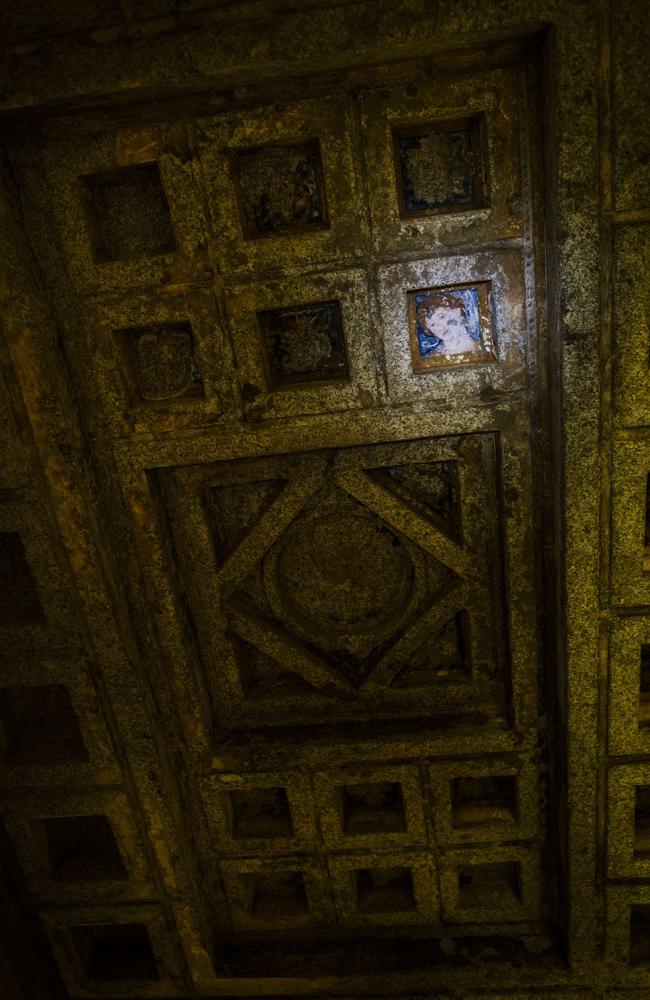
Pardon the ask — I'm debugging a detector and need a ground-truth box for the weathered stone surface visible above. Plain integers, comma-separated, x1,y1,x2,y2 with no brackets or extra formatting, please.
0,0,642,995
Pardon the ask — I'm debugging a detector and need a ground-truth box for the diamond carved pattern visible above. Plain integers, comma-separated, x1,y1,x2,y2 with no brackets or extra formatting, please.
157,432,508,732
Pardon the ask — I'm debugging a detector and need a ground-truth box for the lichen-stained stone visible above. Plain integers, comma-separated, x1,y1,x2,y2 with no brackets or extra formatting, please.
613,224,650,428
0,0,612,992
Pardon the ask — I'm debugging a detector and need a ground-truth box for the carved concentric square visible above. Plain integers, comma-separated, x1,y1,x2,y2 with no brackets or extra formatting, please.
196,97,366,275
607,764,650,879
3,789,152,903
82,288,229,436
313,763,426,850
0,531,44,625
608,616,650,756
115,322,203,403
220,856,334,931
611,437,650,606
0,492,81,653
329,849,439,926
605,885,650,977
439,845,541,923
82,162,177,263
225,268,378,420
34,123,211,294
359,65,521,255
378,248,525,406
201,771,316,855
41,903,182,997
429,758,538,845
258,299,349,387
0,657,119,789
0,684,88,766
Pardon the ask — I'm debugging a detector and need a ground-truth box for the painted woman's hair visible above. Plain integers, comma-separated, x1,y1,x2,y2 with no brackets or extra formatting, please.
416,290,467,326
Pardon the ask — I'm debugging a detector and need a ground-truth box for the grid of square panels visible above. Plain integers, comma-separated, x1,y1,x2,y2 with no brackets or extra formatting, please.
204,755,542,933
27,62,529,438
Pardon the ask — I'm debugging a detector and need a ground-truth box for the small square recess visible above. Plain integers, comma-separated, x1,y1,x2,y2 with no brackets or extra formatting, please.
82,163,177,262
115,322,203,403
0,532,44,625
354,867,415,914
339,781,406,835
234,139,328,238
43,815,126,881
393,115,487,216
0,685,88,765
229,787,294,839
258,300,349,388
640,644,650,727
244,871,308,921
457,861,521,909
69,922,159,983
630,905,650,965
451,774,517,827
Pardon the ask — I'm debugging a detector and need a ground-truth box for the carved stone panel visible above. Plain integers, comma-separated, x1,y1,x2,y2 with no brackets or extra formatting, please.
114,322,203,403
156,432,511,734
233,139,328,238
360,65,522,255
393,115,487,216
258,299,349,387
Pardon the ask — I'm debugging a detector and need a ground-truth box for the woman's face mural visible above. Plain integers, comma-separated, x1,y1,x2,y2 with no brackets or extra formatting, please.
408,283,497,371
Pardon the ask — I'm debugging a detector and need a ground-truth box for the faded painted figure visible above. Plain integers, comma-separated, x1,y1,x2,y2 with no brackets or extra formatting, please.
415,289,482,359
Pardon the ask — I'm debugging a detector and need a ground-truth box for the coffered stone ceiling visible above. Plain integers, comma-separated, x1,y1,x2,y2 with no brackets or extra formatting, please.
0,1,648,998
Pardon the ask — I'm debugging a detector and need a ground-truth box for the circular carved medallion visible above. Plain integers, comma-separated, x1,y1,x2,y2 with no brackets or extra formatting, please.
264,499,415,638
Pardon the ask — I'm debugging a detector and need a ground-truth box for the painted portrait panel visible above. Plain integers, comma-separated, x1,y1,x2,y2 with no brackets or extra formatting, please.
406,282,496,373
